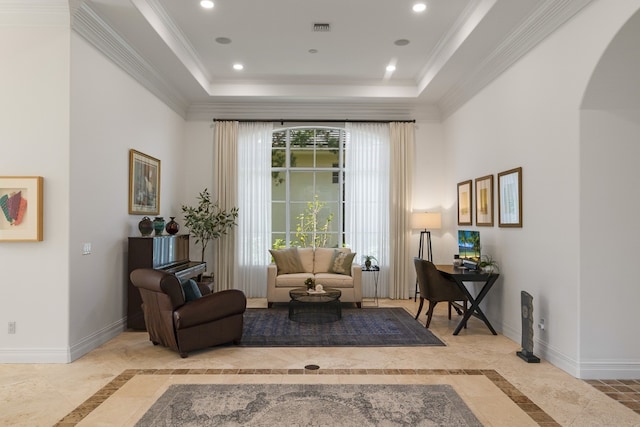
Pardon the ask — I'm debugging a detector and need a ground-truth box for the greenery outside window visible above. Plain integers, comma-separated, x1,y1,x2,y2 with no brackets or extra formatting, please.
272,127,345,248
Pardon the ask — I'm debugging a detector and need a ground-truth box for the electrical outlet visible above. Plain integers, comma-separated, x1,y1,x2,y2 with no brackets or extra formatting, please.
8,321,16,334
538,318,545,330
82,243,92,255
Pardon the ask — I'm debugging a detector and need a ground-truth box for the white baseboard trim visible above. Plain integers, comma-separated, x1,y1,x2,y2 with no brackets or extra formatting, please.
575,360,640,380
500,319,580,377
0,317,126,364
500,319,640,379
69,317,127,362
0,348,70,364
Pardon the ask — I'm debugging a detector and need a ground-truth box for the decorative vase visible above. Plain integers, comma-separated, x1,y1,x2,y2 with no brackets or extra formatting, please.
364,260,372,270
152,216,165,235
165,217,179,235
138,216,153,236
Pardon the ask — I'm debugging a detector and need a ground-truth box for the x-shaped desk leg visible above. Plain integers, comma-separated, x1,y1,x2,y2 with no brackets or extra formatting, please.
453,275,499,335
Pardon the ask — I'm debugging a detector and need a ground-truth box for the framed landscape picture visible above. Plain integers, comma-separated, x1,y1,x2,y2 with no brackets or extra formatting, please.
457,180,472,226
129,149,160,215
498,167,522,227
0,176,43,242
475,174,494,226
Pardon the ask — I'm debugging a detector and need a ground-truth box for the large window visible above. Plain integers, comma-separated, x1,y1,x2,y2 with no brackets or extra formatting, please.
271,127,346,248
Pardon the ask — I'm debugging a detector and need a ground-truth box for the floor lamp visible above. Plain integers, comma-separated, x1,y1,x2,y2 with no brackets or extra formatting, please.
411,212,442,301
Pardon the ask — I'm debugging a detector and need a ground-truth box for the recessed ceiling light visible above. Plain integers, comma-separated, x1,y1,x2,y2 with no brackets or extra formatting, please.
233,63,244,70
386,64,396,72
412,3,427,12
215,37,232,45
200,1,214,9
394,39,410,46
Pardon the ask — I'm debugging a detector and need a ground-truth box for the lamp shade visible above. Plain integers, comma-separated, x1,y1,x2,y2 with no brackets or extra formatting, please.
411,212,442,230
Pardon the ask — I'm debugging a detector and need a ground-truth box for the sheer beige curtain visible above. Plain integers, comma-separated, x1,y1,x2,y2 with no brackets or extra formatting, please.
389,122,415,299
213,121,239,290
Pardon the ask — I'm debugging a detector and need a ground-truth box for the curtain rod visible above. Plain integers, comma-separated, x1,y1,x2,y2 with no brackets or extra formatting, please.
212,119,416,124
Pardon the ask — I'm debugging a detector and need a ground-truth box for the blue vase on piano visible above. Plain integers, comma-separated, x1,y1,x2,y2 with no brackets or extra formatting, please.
152,216,165,235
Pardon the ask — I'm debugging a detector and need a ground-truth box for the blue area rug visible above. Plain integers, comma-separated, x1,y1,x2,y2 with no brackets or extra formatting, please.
239,307,445,347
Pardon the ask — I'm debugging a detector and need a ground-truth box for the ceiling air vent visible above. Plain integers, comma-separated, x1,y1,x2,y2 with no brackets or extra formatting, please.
313,23,331,32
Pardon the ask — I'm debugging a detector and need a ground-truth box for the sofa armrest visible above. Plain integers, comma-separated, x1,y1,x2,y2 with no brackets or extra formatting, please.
351,264,363,302
267,264,278,301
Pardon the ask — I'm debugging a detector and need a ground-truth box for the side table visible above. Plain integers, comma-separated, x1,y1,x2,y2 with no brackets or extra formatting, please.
361,265,380,307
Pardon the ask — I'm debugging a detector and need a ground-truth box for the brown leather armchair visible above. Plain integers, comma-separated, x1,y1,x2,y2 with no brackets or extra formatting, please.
414,258,467,328
130,268,246,358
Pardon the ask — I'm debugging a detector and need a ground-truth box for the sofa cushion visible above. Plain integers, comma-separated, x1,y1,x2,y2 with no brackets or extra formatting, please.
315,273,354,288
269,247,304,274
314,247,350,273
275,272,314,287
297,247,314,273
328,250,357,276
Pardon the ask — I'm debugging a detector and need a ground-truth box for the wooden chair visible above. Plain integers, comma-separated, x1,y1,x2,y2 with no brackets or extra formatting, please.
414,258,467,328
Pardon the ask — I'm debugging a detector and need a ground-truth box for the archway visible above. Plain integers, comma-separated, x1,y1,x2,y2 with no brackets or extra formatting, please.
579,8,640,377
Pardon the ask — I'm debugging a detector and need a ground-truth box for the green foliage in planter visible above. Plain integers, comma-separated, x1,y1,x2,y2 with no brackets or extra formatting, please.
181,188,239,262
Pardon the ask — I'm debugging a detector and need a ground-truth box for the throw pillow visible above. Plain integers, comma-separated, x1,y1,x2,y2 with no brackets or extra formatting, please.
269,247,304,274
328,250,357,275
180,278,203,302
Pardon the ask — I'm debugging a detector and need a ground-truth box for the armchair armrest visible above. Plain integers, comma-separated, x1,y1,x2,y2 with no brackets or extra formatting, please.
174,289,246,330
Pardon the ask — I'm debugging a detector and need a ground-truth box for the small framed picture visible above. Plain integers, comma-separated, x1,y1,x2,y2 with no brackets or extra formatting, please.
475,174,494,226
0,176,43,242
129,149,160,215
498,167,522,227
457,180,472,226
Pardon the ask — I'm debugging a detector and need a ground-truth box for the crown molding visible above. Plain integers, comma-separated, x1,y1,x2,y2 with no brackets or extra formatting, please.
131,0,211,92
417,0,496,94
438,0,595,118
0,0,68,26
71,2,189,118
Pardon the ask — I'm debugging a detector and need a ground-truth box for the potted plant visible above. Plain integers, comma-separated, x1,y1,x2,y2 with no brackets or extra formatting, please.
478,254,499,273
304,277,315,290
181,188,239,262
363,255,378,270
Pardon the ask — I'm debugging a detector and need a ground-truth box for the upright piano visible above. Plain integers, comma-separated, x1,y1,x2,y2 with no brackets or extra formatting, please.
127,234,206,330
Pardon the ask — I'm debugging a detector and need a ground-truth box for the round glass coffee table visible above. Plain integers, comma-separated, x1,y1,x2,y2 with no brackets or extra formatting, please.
288,287,342,323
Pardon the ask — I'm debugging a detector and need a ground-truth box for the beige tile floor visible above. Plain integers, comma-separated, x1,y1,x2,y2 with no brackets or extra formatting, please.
1,298,639,426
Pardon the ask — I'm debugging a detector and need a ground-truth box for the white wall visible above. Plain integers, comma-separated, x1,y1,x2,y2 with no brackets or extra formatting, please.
439,0,640,377
580,109,640,377
183,121,215,267
0,5,71,362
68,34,188,360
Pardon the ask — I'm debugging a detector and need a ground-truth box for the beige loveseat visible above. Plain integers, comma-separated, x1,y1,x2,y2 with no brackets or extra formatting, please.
267,247,362,308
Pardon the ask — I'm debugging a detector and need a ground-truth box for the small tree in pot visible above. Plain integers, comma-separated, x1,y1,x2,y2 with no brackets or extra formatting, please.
181,188,239,262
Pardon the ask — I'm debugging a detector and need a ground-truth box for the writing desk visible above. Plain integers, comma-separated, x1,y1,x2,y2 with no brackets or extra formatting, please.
436,265,500,336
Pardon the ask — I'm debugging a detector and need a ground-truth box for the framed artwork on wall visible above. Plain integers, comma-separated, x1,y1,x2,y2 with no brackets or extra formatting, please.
0,176,43,242
498,167,522,227
457,179,472,225
129,149,160,215
475,174,494,226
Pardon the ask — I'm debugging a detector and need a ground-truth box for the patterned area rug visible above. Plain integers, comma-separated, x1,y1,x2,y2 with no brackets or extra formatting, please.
240,307,445,347
135,384,482,426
